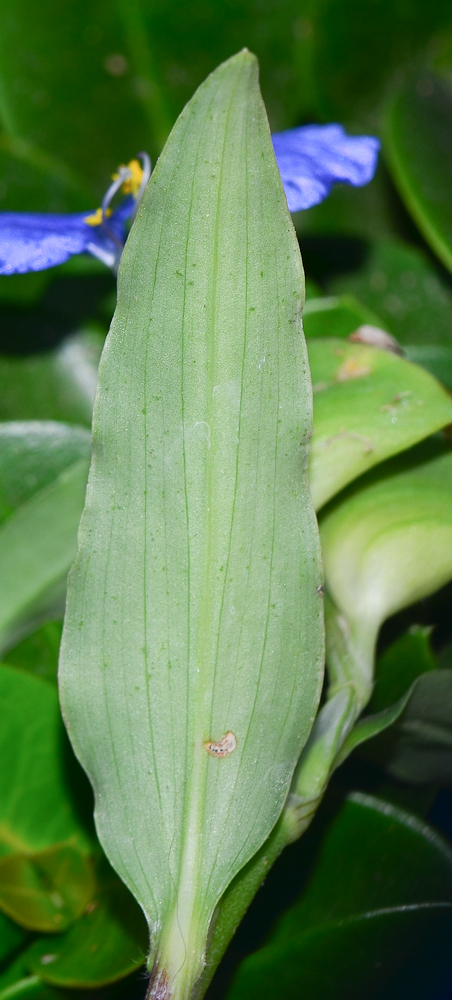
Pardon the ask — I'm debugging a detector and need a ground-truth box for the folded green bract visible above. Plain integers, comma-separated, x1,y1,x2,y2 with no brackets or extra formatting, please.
59,51,324,1000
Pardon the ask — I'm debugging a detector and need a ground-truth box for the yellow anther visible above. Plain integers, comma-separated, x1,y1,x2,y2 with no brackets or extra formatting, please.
112,159,143,196
83,207,112,227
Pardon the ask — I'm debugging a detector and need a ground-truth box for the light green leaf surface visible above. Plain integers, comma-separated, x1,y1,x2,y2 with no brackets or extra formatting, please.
60,51,323,999
0,843,94,932
320,440,452,698
384,72,452,275
0,423,90,651
307,339,452,510
0,665,91,855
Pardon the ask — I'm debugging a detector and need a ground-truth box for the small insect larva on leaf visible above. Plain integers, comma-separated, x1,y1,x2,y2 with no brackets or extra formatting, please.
204,731,237,757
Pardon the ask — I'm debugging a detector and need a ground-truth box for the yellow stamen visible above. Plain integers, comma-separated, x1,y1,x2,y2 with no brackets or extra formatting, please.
112,159,143,196
84,207,112,226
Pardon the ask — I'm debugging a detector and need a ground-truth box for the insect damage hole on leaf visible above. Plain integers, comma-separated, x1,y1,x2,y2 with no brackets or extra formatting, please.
204,732,237,757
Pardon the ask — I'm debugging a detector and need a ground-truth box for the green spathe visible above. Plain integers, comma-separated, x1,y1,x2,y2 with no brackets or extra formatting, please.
59,50,323,1000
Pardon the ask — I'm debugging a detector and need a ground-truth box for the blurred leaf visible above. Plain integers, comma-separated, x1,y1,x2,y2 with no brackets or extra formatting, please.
370,625,437,714
0,843,94,932
306,0,452,121
295,164,397,243
0,953,65,1000
333,693,413,771
228,905,452,1000
307,338,452,509
0,979,60,1000
0,664,91,855
6,622,62,685
363,670,452,787
331,239,452,347
384,71,452,275
227,792,452,1000
0,422,90,522
0,425,90,651
303,295,381,340
0,911,26,967
0,2,154,204
24,859,148,988
0,0,322,209
404,344,452,392
0,332,103,426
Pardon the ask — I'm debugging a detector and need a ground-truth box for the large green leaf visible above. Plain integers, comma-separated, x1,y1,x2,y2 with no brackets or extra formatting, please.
307,339,452,509
226,793,452,1000
384,71,452,275
0,422,90,651
59,52,323,999
0,664,91,855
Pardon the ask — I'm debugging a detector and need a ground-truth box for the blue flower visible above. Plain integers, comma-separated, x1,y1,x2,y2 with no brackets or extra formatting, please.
272,123,380,212
0,156,150,276
0,127,380,275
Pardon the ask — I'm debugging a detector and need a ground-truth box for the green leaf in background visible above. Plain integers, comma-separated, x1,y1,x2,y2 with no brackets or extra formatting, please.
320,439,452,700
0,665,91,855
0,333,103,427
384,71,452,275
0,422,90,651
0,422,90,521
0,977,62,1000
23,858,147,988
5,622,62,685
369,626,437,715
60,51,323,999
362,670,452,787
330,240,452,347
0,1,155,205
302,295,381,341
0,911,26,967
302,0,452,122
335,625,442,770
226,793,452,1000
307,339,452,509
0,843,94,932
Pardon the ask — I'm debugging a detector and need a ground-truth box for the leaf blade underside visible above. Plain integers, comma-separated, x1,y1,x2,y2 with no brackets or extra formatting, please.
59,50,323,997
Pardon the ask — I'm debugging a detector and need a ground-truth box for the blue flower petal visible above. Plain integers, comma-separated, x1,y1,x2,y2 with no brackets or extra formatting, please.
272,124,380,212
0,200,132,275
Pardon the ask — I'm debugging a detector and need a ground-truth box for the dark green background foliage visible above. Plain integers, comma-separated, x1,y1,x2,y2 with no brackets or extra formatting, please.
1,1,452,998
